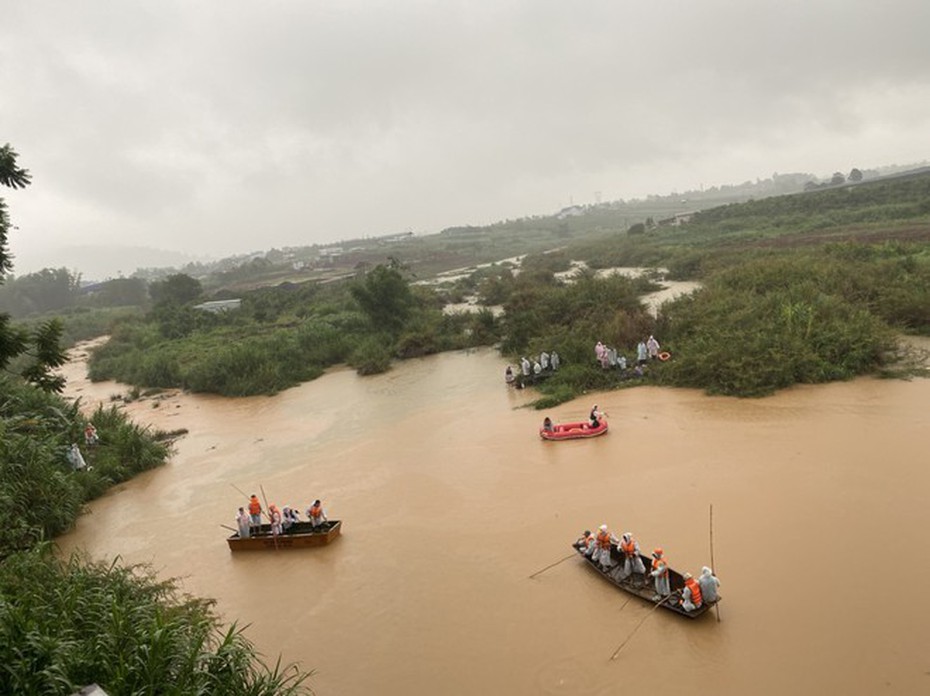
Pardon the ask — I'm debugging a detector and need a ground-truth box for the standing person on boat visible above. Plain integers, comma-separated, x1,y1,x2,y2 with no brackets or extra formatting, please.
618,532,646,582
308,499,328,528
589,405,602,428
269,504,283,536
592,524,618,569
698,566,720,604
636,339,648,366
646,335,660,360
550,351,560,370
248,494,262,534
236,507,251,538
649,548,670,600
680,572,703,611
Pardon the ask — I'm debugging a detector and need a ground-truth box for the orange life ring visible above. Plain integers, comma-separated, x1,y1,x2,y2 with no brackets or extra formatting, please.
658,351,671,361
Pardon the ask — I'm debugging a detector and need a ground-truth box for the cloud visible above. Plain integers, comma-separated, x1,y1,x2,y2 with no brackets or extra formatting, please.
2,0,929,276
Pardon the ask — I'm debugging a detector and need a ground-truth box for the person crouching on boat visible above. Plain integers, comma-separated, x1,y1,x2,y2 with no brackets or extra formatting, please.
649,548,670,601
698,566,720,604
592,524,617,569
248,494,262,535
542,416,554,433
236,507,251,538
617,532,646,582
575,530,596,557
308,499,328,529
680,572,703,611
281,505,297,531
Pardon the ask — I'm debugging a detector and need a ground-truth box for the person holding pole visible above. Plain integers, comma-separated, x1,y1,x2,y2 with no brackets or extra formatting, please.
649,547,670,601
617,532,646,583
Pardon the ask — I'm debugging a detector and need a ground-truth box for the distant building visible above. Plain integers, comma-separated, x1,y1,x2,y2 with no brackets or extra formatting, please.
193,299,241,313
657,212,695,227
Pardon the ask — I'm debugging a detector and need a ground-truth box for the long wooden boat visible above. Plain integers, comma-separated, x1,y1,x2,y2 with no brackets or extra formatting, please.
571,540,717,618
540,418,608,440
227,520,342,551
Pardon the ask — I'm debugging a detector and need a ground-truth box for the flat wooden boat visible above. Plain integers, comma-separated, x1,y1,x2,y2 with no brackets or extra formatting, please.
227,520,342,551
540,418,608,440
572,541,718,618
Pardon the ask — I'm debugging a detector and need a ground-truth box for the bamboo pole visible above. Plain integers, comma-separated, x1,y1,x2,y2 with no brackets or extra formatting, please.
260,484,278,550
710,503,721,623
608,590,679,661
527,552,577,580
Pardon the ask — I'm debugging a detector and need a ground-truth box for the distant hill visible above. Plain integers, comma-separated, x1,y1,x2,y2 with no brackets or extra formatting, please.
15,244,211,283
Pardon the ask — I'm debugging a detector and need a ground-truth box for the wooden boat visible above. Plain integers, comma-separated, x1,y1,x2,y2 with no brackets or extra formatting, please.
227,520,342,551
571,541,718,618
540,418,608,440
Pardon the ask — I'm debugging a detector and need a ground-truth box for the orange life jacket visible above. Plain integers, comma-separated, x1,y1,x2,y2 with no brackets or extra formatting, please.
248,498,261,515
620,538,637,557
651,556,668,577
310,504,323,518
685,577,703,607
596,530,611,549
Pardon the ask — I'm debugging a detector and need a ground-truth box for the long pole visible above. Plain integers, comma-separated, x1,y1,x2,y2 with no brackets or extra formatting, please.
608,590,679,661
528,552,577,580
260,484,278,550
710,503,721,622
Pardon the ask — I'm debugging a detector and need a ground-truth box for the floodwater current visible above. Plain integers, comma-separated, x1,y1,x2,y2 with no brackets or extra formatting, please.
56,339,930,696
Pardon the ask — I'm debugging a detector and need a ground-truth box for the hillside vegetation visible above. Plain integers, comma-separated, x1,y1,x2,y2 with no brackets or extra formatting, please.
77,169,930,402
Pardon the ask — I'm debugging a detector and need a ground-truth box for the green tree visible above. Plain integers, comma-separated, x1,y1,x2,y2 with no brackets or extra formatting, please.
849,167,863,182
350,258,414,334
0,144,67,391
149,273,202,306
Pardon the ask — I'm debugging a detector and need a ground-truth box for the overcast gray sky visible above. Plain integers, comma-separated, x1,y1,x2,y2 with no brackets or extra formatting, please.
3,0,929,278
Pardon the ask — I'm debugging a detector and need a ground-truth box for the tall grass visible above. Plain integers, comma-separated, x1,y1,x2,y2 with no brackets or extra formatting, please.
0,546,312,695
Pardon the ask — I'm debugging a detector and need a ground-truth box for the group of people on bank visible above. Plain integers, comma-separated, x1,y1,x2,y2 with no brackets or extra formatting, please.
594,336,665,375
505,350,560,388
575,525,719,612
235,494,329,538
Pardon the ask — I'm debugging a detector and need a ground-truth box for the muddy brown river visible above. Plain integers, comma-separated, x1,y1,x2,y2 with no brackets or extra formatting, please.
56,340,930,695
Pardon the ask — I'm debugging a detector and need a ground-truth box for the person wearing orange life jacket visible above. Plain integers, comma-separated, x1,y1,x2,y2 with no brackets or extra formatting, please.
307,499,328,529
268,504,283,536
248,494,262,534
617,532,646,582
680,572,703,611
649,548,671,600
575,530,596,558
592,524,618,569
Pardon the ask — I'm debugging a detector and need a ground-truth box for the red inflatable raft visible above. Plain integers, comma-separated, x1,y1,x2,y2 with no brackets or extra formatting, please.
539,418,608,440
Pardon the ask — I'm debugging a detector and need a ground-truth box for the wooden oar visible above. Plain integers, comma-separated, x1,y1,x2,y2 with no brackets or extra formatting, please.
219,523,238,533
608,590,680,661
710,503,721,623
528,551,578,579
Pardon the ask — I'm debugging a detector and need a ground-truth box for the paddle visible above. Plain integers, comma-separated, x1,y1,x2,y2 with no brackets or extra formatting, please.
219,523,238,533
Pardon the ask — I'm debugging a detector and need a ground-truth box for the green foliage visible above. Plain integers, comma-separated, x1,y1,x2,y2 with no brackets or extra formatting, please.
0,547,312,695
349,260,414,335
349,336,393,375
149,273,203,307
